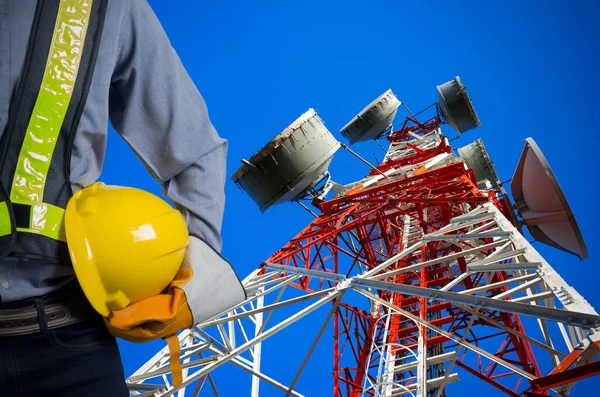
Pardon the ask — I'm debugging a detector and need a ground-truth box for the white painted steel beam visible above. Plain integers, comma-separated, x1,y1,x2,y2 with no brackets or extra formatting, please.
264,262,347,282
510,291,556,304
422,231,511,241
372,240,508,281
163,291,343,396
356,288,539,380
492,277,542,300
128,203,600,397
391,374,459,396
394,351,456,374
458,273,538,295
353,278,600,328
490,203,599,318
467,262,541,272
467,248,527,267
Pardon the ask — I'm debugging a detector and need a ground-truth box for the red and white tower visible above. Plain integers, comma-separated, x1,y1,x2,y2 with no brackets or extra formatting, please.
128,77,600,397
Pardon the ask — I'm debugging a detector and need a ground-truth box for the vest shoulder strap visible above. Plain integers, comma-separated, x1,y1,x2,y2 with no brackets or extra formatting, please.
0,0,108,261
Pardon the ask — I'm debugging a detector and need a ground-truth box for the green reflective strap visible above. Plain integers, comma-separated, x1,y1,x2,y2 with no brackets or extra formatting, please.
0,202,11,237
14,201,66,242
10,0,93,240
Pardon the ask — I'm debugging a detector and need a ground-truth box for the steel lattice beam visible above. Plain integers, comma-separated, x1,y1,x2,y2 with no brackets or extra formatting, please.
128,118,599,397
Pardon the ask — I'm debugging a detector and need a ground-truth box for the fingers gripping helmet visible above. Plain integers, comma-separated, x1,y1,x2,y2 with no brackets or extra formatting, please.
65,182,189,317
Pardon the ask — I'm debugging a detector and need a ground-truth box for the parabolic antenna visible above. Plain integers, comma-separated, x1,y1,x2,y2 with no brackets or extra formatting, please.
458,138,500,189
511,138,587,260
232,109,341,212
340,89,401,145
437,76,481,134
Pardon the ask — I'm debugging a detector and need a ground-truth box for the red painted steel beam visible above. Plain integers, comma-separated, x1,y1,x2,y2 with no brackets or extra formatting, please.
407,302,452,316
321,163,485,212
530,361,600,392
455,360,520,397
406,334,449,350
396,315,454,337
262,114,557,396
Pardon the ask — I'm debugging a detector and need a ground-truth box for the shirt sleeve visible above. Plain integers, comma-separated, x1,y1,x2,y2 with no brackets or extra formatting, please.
108,0,227,252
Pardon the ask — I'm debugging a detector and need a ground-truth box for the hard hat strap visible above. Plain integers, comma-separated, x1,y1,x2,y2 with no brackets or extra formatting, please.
166,334,183,388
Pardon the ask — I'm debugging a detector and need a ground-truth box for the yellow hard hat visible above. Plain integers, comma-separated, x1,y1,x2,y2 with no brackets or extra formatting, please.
65,182,189,317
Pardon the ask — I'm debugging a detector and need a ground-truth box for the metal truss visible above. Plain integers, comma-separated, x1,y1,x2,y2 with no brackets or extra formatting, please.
127,203,600,397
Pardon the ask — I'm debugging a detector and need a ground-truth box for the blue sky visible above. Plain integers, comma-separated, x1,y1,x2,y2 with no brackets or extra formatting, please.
101,1,600,395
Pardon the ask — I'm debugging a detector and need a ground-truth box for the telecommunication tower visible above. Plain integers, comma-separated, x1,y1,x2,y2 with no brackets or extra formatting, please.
128,77,600,397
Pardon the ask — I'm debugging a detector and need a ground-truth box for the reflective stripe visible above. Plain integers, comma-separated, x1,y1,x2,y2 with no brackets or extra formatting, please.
9,0,93,239
0,202,11,237
14,201,66,242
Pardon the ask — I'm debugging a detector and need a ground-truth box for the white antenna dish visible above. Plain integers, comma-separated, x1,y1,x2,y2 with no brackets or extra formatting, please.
340,89,401,144
437,76,481,134
511,137,587,259
232,109,341,212
458,138,500,189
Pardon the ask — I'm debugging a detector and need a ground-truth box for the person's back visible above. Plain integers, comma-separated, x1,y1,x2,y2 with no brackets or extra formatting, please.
0,1,245,395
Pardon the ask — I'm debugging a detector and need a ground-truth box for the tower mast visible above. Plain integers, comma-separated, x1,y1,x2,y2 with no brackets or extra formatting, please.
127,77,599,397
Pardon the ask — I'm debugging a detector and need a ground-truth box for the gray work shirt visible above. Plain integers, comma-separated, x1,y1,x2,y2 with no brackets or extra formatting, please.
0,0,227,303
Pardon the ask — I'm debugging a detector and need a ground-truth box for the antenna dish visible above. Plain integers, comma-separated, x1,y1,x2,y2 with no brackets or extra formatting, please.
511,138,587,260
340,89,401,145
458,138,500,189
232,109,341,212
437,76,481,134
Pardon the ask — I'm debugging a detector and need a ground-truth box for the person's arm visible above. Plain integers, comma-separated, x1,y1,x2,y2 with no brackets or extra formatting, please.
108,0,225,251
105,0,245,334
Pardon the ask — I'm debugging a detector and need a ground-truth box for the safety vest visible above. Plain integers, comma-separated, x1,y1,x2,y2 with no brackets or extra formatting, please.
0,0,108,263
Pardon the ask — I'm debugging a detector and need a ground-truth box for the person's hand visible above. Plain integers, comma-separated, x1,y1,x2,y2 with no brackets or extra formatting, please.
102,235,247,388
103,267,194,388
104,267,193,343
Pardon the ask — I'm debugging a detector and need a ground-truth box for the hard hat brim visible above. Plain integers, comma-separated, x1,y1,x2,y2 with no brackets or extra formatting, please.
65,194,112,317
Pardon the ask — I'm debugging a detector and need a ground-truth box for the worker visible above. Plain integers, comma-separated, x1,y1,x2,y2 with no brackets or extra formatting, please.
0,1,246,396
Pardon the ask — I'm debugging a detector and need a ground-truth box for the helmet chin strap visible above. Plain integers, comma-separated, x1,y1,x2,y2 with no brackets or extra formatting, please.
166,334,183,388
